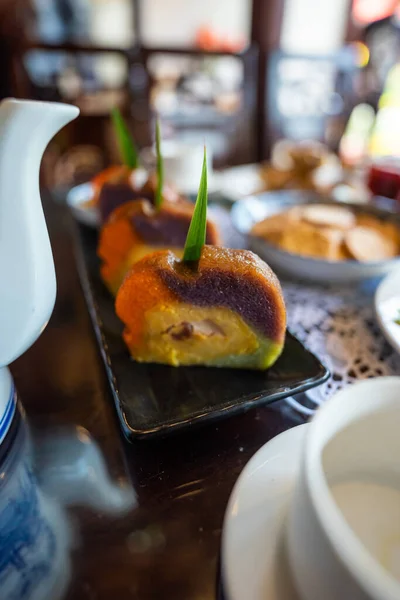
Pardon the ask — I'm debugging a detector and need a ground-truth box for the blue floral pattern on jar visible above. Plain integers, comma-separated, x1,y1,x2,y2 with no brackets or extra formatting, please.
0,464,56,600
0,382,70,600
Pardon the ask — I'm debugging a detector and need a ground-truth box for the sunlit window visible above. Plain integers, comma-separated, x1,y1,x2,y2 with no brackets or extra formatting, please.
32,0,135,47
140,0,251,51
280,0,351,55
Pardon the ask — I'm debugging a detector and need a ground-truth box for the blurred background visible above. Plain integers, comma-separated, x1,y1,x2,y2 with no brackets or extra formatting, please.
1,0,399,189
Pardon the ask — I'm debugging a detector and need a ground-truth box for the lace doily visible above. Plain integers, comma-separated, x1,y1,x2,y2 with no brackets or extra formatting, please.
212,205,400,412
284,281,400,406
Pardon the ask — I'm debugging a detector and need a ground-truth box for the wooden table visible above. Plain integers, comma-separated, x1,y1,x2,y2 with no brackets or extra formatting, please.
11,193,305,600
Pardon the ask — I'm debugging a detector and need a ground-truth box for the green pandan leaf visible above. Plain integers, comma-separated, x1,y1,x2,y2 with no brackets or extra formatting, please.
155,118,164,210
182,147,208,263
111,108,139,169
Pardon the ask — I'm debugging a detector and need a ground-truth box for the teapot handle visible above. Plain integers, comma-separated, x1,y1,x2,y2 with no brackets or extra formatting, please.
33,426,135,515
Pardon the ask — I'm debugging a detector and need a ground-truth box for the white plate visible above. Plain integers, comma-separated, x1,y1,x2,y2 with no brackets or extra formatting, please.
217,164,265,202
222,424,308,600
231,192,400,284
66,182,99,228
66,181,221,229
375,268,400,354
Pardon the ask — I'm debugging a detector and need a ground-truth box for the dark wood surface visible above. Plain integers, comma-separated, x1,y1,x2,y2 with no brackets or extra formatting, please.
11,193,305,600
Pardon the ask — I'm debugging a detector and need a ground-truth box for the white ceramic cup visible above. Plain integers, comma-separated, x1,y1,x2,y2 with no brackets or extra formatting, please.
141,140,213,194
286,377,400,600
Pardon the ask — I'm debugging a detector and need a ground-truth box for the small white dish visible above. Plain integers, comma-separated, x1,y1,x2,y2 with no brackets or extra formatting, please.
217,164,264,202
66,182,99,228
222,425,307,600
375,268,400,354
173,176,221,197
231,192,400,284
140,141,221,197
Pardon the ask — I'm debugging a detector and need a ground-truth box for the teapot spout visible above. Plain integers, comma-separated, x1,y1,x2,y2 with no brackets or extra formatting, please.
0,99,79,366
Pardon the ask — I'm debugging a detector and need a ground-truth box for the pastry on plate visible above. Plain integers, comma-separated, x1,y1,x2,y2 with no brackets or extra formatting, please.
251,203,400,262
89,109,183,222
115,149,286,369
345,226,398,262
95,168,181,223
261,140,339,192
116,246,286,369
98,198,221,295
99,120,221,294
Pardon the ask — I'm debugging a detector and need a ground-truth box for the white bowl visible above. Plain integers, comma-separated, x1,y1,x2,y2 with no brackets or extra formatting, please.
231,192,400,284
375,267,400,354
287,377,400,600
140,141,221,197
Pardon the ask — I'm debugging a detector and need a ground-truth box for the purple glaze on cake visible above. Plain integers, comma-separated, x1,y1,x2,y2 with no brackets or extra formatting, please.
131,207,218,247
156,248,285,342
99,183,154,222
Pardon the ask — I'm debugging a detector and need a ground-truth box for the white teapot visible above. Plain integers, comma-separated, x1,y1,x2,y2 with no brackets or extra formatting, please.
0,99,79,429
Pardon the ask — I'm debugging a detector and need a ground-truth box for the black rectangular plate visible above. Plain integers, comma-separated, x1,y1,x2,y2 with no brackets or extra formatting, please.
75,226,329,440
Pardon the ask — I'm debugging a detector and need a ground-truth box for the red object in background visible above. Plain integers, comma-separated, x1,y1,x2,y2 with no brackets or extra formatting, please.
195,26,245,52
352,0,397,25
196,27,218,51
367,160,400,201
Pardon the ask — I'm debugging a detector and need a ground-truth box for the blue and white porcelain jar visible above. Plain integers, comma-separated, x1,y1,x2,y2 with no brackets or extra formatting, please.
0,368,136,600
0,369,72,600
